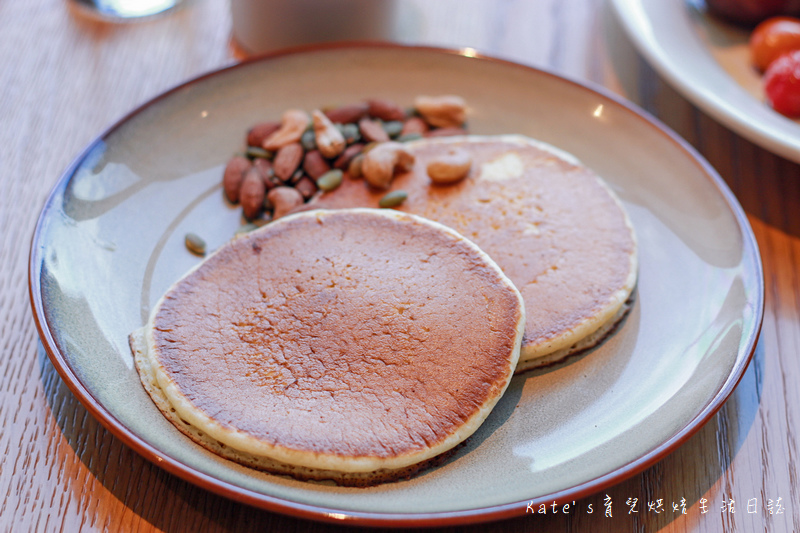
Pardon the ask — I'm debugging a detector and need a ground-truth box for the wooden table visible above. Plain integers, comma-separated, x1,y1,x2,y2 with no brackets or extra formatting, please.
2,0,797,531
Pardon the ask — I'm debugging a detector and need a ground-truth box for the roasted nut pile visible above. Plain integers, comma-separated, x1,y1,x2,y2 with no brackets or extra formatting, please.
221,95,469,224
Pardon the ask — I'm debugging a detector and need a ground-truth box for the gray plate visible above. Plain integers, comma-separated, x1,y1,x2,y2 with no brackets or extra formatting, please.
29,44,763,527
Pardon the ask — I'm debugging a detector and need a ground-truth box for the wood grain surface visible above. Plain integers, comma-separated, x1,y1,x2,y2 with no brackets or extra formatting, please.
2,0,798,531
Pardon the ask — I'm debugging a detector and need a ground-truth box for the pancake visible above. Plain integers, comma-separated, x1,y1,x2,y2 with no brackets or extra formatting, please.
131,208,525,485
299,135,638,371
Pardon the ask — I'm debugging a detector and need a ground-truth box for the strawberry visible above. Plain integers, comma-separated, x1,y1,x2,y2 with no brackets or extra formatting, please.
764,50,800,117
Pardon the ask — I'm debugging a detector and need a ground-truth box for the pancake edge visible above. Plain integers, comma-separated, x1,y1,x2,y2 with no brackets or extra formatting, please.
405,135,639,368
130,328,461,486
134,208,525,478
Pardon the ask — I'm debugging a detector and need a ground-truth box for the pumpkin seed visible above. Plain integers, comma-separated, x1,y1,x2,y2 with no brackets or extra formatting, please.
235,223,259,235
301,129,317,151
184,233,206,256
340,123,361,144
245,146,273,159
316,169,344,191
378,190,408,208
397,132,423,142
383,120,404,138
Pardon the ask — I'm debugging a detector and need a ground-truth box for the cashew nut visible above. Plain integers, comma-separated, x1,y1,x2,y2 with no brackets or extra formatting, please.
426,147,472,184
312,109,346,158
361,142,415,189
262,109,310,151
413,95,467,129
268,186,304,220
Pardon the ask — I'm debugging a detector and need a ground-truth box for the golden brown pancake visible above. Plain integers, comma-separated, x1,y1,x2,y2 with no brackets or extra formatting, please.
299,135,638,371
131,208,525,485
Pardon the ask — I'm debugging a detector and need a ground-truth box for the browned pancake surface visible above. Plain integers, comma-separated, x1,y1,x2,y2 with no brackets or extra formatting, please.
150,209,522,462
301,137,636,359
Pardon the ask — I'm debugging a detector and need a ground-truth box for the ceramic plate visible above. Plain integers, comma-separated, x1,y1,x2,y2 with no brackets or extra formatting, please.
611,0,800,163
29,45,763,527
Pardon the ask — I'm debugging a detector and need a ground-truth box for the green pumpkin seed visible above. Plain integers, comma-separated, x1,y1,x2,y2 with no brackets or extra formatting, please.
397,132,423,142
235,223,259,235
383,120,404,138
340,123,361,144
316,169,344,191
184,232,206,256
245,146,273,159
301,129,317,151
379,190,408,208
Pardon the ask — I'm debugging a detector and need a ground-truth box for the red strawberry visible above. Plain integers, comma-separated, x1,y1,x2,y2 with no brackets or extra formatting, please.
764,50,800,117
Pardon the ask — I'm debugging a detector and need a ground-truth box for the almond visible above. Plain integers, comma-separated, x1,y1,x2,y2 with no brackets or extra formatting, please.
295,176,319,199
273,142,304,182
253,157,273,181
358,118,390,143
367,98,406,121
222,155,252,204
333,143,364,170
400,116,429,136
324,102,369,124
240,167,267,220
268,186,304,220
302,150,331,179
247,121,281,147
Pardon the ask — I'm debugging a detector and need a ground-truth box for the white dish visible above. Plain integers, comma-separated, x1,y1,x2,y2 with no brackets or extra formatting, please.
611,0,800,163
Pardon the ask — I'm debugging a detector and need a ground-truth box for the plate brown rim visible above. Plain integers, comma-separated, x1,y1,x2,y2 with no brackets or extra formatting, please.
27,41,764,527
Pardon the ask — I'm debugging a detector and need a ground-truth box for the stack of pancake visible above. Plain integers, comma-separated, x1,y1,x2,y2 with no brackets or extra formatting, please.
301,135,638,371
130,135,637,485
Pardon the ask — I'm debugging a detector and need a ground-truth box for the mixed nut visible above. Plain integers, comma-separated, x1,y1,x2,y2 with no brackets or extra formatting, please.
189,95,470,255
221,95,469,225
